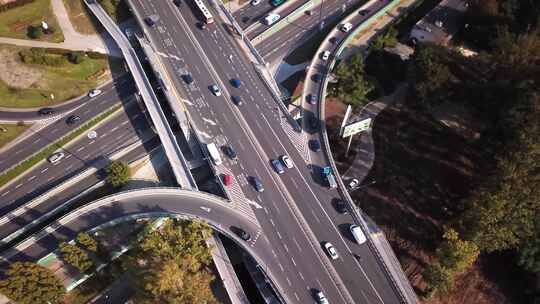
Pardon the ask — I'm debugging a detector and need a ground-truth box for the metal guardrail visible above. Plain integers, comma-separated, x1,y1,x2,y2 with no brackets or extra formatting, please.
312,0,419,303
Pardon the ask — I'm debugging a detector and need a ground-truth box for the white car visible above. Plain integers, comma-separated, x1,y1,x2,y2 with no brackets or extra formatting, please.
280,155,293,168
48,152,65,164
88,89,102,98
339,22,353,33
321,50,331,61
323,242,339,260
251,0,261,5
210,84,222,96
348,178,359,189
315,291,329,304
124,27,134,39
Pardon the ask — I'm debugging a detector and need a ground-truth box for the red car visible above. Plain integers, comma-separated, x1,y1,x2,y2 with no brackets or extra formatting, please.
223,174,233,186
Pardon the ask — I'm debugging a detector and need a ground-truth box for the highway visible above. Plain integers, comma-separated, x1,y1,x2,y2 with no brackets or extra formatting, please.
233,0,277,29
0,77,136,173
0,75,133,122
0,99,152,242
130,0,401,302
256,0,368,62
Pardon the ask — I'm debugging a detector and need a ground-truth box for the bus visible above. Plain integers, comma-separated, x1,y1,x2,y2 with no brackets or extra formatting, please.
193,0,214,24
270,0,285,7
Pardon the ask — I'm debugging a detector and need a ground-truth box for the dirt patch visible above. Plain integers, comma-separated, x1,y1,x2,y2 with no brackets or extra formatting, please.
430,102,483,140
326,100,526,302
0,49,43,89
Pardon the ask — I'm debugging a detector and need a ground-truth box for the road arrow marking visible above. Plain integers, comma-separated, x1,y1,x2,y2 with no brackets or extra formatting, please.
200,206,211,213
247,200,263,209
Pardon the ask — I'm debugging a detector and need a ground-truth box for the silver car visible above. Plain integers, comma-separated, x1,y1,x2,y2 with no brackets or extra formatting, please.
48,152,65,164
88,89,102,98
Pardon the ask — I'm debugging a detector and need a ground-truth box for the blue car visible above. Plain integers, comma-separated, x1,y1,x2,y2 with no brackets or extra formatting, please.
231,78,242,88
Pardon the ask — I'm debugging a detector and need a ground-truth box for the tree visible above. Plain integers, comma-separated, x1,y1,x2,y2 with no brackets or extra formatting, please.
59,242,94,273
333,53,375,107
518,223,540,273
0,262,65,304
77,232,98,253
436,227,479,274
106,160,131,188
125,219,217,303
423,262,454,297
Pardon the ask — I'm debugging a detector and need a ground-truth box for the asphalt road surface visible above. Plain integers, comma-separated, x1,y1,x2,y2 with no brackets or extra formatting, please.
0,101,152,242
130,0,401,302
0,77,137,173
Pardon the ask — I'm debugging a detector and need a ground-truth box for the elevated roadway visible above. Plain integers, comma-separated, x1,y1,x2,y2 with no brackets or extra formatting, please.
0,188,298,302
303,0,420,302
85,0,197,190
127,0,409,302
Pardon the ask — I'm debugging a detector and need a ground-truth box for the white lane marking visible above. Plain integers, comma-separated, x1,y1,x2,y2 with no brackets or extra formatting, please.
33,138,41,144
14,150,22,155
121,120,129,126
76,146,85,152
15,183,22,189
27,176,36,182
111,126,119,132
276,231,282,239
1,191,9,197
286,277,292,286
202,117,217,126
65,165,73,172
41,168,48,173
294,293,300,301
278,263,284,272
291,257,296,266
298,272,305,281
283,243,289,252
65,154,72,159
47,176,54,182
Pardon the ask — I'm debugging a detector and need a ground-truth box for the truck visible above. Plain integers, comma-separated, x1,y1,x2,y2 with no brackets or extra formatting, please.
206,142,222,166
322,166,337,189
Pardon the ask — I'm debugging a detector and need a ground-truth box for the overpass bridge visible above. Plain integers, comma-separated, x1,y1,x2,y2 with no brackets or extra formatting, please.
84,0,197,190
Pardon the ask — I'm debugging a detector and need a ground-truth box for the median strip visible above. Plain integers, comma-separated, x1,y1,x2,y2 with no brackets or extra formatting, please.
0,105,121,189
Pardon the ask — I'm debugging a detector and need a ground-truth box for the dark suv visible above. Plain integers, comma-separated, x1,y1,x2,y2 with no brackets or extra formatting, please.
38,107,55,115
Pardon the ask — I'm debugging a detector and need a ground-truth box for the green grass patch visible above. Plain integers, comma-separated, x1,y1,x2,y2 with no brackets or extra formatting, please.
0,44,118,108
0,0,64,42
63,0,99,35
0,106,120,188
0,124,30,148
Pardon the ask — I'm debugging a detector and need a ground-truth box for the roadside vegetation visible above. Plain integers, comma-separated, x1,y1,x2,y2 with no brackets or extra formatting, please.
0,44,119,108
123,219,219,303
0,123,30,148
105,160,131,188
0,0,64,42
63,0,99,34
97,0,132,24
328,0,539,302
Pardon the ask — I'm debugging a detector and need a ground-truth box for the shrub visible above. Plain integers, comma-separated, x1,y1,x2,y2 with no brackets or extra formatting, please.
87,51,107,59
27,25,43,39
68,52,84,64
19,48,66,66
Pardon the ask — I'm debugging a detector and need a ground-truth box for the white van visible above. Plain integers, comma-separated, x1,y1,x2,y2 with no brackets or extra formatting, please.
264,13,280,26
206,143,222,166
339,22,353,33
350,224,367,244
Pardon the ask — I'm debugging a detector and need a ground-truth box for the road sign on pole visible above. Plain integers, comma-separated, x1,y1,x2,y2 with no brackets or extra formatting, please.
342,118,372,138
